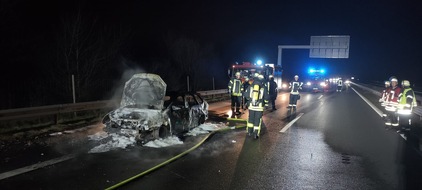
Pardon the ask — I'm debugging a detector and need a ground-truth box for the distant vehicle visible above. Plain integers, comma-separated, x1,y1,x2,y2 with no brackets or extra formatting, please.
101,73,208,144
304,77,330,93
302,67,330,92
279,80,290,91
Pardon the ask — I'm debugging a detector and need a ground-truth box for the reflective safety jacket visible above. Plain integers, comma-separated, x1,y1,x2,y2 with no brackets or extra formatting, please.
397,87,417,114
337,79,343,86
289,80,303,95
228,78,243,96
380,87,391,106
385,86,402,111
245,80,269,111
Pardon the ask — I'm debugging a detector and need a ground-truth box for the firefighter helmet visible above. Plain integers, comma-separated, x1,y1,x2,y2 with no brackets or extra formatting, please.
235,72,240,76
257,74,264,80
389,76,398,82
254,73,259,78
402,80,410,87
269,75,274,78
294,75,299,78
384,80,391,86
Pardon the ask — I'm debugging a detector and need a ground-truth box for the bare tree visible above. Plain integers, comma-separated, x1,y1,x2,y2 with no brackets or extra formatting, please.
47,4,131,103
168,37,208,91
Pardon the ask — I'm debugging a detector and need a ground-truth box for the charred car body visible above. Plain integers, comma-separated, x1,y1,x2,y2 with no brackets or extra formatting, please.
102,73,208,144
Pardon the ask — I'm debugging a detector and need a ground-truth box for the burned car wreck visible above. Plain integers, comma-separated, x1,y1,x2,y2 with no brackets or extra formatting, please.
102,73,208,144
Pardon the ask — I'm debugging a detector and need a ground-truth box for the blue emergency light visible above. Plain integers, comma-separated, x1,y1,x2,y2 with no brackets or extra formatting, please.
308,68,326,75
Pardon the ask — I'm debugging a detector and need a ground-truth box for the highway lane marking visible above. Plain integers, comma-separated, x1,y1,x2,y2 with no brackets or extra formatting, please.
351,87,383,117
399,134,407,140
317,95,323,100
0,154,75,180
280,113,304,133
352,86,410,141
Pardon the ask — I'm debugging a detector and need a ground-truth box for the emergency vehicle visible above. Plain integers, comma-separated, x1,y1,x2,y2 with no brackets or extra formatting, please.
227,62,282,88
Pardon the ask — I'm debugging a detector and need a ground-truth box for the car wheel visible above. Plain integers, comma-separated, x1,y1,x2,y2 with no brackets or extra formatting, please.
158,125,170,138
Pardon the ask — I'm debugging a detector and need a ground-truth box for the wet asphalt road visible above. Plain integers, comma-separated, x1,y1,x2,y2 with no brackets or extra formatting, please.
1,84,422,190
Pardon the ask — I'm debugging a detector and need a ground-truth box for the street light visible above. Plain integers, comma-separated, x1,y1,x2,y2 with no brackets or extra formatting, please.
257,60,263,65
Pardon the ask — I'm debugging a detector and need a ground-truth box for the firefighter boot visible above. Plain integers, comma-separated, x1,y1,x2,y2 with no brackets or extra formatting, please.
246,123,253,136
235,107,241,115
231,108,235,118
253,126,260,139
247,127,253,136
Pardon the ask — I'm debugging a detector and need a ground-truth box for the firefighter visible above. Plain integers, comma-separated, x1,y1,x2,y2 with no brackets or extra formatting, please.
396,80,417,133
287,75,303,108
336,78,343,92
228,72,244,116
244,74,269,139
379,80,391,107
242,76,251,110
268,75,278,111
384,76,401,128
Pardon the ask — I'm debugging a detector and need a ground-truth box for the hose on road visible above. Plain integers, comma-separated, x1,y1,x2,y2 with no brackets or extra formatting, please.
105,121,247,190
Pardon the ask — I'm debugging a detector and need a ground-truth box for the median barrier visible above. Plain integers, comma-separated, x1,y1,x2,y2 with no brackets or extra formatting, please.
0,89,229,136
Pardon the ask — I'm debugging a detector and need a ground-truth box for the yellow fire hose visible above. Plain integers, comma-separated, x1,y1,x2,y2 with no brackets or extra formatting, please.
105,119,247,190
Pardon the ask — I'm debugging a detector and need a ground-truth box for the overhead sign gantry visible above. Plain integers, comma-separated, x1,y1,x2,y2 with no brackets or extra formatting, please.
277,35,350,67
275,35,350,88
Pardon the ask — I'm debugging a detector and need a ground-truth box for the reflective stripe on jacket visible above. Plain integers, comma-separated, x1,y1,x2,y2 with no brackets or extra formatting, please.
228,78,243,96
289,81,303,95
245,81,269,111
398,87,417,108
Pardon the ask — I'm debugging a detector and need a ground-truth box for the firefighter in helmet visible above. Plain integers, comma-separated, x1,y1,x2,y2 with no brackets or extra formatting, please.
379,80,391,107
396,80,417,133
287,75,303,108
244,74,269,139
242,76,250,110
228,72,244,116
336,78,343,92
384,76,401,128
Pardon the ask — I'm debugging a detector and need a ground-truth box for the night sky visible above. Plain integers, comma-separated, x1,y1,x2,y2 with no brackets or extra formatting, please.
1,0,422,108
131,0,422,81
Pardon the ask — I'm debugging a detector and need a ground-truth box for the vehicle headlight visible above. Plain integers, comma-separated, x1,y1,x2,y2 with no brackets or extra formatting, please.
320,82,326,87
282,83,287,88
306,82,311,86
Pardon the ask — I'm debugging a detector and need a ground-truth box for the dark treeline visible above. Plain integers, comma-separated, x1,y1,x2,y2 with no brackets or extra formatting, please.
0,0,228,110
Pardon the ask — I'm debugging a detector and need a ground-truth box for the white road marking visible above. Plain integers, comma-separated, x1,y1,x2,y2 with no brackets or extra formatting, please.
399,133,407,140
317,95,323,100
352,87,408,140
280,113,304,133
0,154,75,180
351,87,383,117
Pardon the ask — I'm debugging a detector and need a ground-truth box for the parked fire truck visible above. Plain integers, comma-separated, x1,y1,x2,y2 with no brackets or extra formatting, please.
227,62,283,89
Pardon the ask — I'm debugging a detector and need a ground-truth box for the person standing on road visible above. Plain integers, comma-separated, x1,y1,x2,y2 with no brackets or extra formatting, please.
336,78,343,92
244,74,269,139
228,72,243,116
396,80,417,133
384,76,401,128
287,75,303,108
268,75,278,111
379,80,391,107
241,76,250,110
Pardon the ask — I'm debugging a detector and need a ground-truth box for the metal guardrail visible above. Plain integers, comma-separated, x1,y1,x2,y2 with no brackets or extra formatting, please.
352,82,422,117
0,100,119,121
197,89,228,96
0,89,229,122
